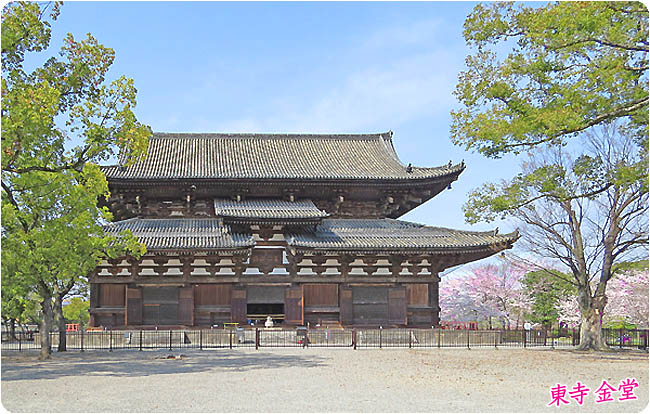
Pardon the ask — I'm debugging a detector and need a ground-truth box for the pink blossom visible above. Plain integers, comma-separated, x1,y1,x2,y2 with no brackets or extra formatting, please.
558,269,648,328
440,263,532,328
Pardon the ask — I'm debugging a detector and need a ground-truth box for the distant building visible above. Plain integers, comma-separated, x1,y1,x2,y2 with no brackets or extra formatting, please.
90,132,517,328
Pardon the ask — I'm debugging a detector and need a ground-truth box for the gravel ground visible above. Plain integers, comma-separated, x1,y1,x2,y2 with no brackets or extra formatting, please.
1,348,647,413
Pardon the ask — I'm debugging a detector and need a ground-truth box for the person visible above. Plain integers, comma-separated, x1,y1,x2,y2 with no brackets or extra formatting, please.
265,316,274,328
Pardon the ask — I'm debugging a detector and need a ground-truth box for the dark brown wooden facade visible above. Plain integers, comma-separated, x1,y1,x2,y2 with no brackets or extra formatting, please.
91,132,518,328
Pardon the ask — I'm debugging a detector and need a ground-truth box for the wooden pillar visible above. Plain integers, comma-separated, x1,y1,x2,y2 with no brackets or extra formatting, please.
363,256,378,276
89,283,99,327
179,287,194,326
153,255,167,276
388,285,407,325
126,287,143,326
287,252,303,277
389,255,405,276
205,256,220,277
108,258,121,276
340,286,353,325
338,254,352,277
180,255,193,279
232,254,247,277
407,256,422,276
285,286,304,325
430,274,440,327
231,287,247,324
128,256,140,277
311,255,327,275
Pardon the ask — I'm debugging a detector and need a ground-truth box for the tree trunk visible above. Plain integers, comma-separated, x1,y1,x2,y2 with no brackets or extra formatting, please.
54,295,67,352
577,291,609,351
39,296,53,360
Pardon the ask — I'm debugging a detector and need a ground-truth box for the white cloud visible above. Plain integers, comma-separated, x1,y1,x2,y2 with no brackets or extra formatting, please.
207,49,459,134
181,17,463,134
361,18,444,49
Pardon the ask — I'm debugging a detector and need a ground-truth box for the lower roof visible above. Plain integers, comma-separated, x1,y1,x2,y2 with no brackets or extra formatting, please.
102,218,254,250
286,219,519,254
103,217,517,255
214,198,329,223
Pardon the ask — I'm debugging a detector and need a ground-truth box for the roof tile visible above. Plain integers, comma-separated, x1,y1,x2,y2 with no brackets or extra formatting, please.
103,218,254,250
286,219,518,252
214,198,329,220
102,132,464,181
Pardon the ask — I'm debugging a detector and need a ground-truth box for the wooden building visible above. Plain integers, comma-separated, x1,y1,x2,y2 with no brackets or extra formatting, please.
90,132,518,328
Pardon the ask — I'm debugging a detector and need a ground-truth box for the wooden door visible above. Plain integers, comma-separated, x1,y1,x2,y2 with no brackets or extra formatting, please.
284,286,304,325
125,287,143,325
388,286,407,325
231,287,247,324
340,287,353,325
179,287,194,326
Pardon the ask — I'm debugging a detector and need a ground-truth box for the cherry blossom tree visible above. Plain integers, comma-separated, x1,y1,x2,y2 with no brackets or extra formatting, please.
440,263,532,328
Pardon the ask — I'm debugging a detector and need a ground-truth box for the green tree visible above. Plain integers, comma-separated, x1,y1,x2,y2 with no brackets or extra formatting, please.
522,270,574,328
612,259,649,274
454,2,649,351
62,297,89,328
464,126,648,350
452,2,648,158
1,2,149,359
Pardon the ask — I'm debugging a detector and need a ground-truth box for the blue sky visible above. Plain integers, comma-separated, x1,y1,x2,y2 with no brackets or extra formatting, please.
39,1,521,241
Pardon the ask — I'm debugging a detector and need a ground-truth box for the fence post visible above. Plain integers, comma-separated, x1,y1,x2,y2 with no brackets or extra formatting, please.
352,329,357,350
81,329,84,352
619,328,623,349
255,328,259,350
109,330,113,352
200,329,203,350
409,330,412,349
523,330,526,348
467,329,470,350
139,330,143,351
379,327,382,349
169,330,173,351
438,328,441,349
494,331,498,349
18,337,21,352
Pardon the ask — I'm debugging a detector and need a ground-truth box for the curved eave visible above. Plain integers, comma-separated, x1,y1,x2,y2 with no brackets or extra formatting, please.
140,247,253,255
289,242,517,256
222,217,326,226
101,164,466,187
287,230,519,256
100,164,465,184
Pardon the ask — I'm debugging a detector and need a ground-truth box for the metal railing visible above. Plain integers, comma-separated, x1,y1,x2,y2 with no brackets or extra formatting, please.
2,327,646,352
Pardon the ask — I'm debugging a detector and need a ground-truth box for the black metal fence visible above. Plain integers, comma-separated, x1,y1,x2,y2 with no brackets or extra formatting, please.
602,328,649,349
2,327,647,352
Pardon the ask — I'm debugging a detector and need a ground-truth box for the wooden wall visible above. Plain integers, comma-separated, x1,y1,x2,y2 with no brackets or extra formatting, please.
194,284,232,325
91,280,439,327
99,284,125,307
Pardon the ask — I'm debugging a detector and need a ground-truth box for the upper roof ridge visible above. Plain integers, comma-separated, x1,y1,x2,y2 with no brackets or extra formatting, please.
151,132,392,141
104,130,464,182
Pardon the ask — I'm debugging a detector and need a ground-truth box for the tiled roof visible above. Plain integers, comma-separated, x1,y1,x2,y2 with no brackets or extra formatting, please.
102,132,464,181
103,218,254,250
214,198,329,221
286,219,518,253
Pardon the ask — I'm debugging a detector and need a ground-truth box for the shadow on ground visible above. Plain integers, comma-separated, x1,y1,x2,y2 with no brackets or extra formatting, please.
548,348,649,362
1,349,327,381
